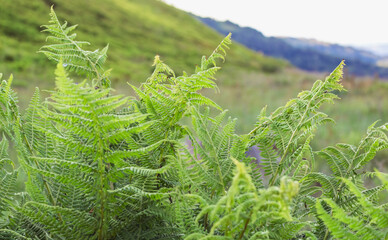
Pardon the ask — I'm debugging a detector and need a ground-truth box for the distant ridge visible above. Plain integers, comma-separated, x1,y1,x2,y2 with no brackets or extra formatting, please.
355,43,388,57
281,37,379,64
196,16,388,78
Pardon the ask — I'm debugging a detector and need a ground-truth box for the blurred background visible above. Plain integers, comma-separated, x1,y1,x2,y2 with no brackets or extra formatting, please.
0,0,387,171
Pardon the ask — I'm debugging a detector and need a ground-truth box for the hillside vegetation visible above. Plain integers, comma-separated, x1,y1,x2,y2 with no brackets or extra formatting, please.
0,0,286,88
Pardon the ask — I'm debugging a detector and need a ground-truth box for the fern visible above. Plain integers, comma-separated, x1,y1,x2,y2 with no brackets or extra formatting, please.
39,7,110,87
0,59,178,239
21,62,176,239
249,61,345,186
1,7,388,240
186,159,299,240
316,172,388,240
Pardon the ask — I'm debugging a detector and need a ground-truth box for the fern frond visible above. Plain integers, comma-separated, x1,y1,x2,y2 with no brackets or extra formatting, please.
11,61,177,239
249,61,345,186
187,159,299,239
0,138,22,238
199,33,232,71
39,7,109,87
315,123,388,197
21,201,97,239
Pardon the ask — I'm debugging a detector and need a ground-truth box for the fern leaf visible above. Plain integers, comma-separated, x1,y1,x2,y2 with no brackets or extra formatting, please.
40,7,109,87
249,61,345,186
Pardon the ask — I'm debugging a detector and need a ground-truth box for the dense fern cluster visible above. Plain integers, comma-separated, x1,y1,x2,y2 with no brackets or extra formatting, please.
0,8,387,240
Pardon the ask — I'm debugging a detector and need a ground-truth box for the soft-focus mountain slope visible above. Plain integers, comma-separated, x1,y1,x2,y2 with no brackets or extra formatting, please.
197,16,388,78
282,37,379,64
0,0,286,87
356,43,388,57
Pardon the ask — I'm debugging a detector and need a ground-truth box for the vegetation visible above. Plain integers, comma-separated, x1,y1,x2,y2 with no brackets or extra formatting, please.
2,0,387,168
204,69,388,170
0,0,285,88
1,8,388,240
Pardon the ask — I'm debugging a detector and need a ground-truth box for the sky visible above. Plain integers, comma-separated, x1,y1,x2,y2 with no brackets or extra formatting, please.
162,0,388,46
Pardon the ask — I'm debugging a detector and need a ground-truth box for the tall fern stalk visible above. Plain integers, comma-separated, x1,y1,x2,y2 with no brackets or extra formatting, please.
0,7,387,240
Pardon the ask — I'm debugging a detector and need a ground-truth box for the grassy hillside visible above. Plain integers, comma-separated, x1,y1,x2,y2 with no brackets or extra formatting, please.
0,0,286,89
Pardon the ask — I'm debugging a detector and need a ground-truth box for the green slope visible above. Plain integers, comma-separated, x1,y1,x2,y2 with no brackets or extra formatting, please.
0,0,286,88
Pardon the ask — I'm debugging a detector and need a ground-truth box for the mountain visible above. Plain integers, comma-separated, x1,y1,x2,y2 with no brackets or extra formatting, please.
355,43,388,57
196,16,388,78
0,0,287,87
281,37,379,64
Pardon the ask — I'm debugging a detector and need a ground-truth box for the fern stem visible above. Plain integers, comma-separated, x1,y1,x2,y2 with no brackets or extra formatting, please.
248,123,264,136
238,212,252,240
204,213,209,232
323,228,330,240
92,111,108,240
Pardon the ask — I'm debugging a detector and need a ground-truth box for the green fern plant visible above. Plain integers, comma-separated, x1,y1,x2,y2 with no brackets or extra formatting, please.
0,7,388,240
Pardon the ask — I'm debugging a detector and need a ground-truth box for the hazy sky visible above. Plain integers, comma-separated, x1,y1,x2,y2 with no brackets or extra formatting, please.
162,0,388,46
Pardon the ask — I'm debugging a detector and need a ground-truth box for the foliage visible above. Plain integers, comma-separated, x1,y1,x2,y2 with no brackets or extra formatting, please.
0,8,388,240
316,172,388,240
